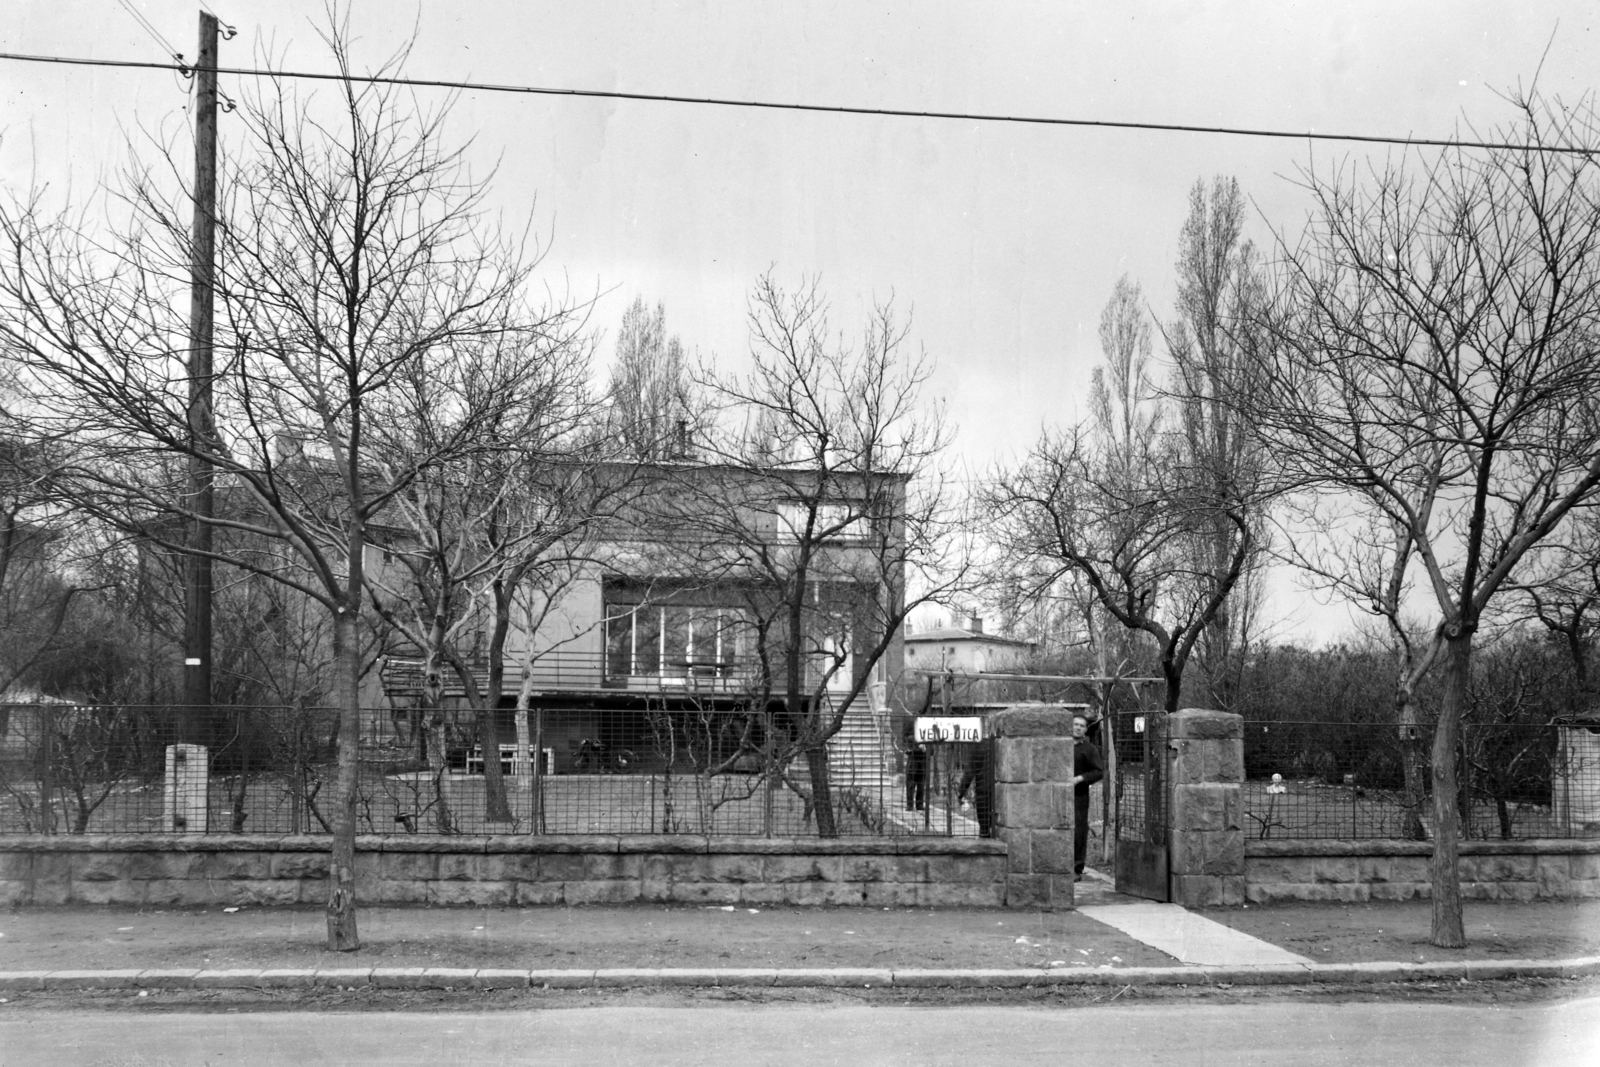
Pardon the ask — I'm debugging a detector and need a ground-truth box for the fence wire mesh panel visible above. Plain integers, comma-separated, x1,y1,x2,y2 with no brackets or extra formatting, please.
1242,719,1600,840
0,702,985,838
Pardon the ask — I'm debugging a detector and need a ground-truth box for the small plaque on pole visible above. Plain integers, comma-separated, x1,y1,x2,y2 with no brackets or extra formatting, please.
914,716,985,743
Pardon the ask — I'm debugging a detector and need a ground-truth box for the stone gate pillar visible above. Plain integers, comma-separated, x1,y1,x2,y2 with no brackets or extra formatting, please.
992,704,1083,909
1169,708,1245,906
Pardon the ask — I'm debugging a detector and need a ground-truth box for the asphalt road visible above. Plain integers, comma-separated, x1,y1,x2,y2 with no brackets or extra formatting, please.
3,998,1597,1067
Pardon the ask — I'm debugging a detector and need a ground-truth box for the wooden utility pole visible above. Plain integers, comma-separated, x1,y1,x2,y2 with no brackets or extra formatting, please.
183,11,220,723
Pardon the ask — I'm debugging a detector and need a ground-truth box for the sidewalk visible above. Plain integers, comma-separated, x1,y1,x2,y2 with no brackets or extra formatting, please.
2,873,1597,991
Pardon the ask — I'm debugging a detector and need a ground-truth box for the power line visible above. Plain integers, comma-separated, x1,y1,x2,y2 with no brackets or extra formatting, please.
113,0,182,63
0,50,1590,155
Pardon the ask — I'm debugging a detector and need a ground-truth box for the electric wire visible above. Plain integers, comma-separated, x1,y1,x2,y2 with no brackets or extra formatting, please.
0,50,1590,155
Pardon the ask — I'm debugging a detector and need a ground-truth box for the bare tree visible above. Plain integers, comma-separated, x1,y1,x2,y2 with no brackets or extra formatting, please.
1243,94,1600,946
1511,509,1600,702
990,246,1271,713
1163,178,1274,709
0,20,576,949
607,296,706,460
674,274,963,836
363,334,596,830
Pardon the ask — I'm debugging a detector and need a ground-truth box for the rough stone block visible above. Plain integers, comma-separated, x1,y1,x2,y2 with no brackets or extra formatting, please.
71,879,144,906
990,706,1081,739
1030,831,1074,875
236,880,309,906
563,880,638,905
430,880,515,906
195,852,270,881
842,855,890,883
0,879,30,905
582,853,642,881
368,879,428,904
1005,873,1050,908
1498,881,1540,902
0,852,32,880
490,853,541,881
762,855,844,883
513,882,564,906
734,883,791,905
1476,855,1537,882
1312,856,1359,884
1369,881,1425,902
933,880,1006,908
140,878,202,906
924,854,997,884
270,853,329,880
1209,739,1245,783
995,738,1031,784
1169,709,1243,741
1535,858,1573,897
539,854,588,881
1029,739,1076,783
785,881,864,906
437,854,493,881
1171,784,1240,832
1171,874,1222,908
706,854,762,883
1569,852,1600,881
1005,830,1033,875
995,783,1063,830
375,851,438,881
71,853,126,882
668,881,742,904
31,852,71,887
863,881,923,907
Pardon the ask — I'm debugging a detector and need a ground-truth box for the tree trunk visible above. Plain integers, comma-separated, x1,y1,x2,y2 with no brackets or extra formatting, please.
326,606,361,953
805,742,837,837
1429,630,1471,949
425,708,455,834
477,703,513,824
1396,690,1429,841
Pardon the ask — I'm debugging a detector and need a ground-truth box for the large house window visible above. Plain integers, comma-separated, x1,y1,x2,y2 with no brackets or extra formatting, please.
776,501,868,542
606,604,754,679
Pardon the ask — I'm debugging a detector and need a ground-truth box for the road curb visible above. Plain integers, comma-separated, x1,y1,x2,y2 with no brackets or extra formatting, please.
1,957,1597,993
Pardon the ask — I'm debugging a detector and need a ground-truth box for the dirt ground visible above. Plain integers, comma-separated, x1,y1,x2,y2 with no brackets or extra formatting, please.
0,902,1176,973
1200,898,1600,963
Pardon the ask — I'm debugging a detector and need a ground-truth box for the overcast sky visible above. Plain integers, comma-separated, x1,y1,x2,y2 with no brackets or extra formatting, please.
5,1,1599,641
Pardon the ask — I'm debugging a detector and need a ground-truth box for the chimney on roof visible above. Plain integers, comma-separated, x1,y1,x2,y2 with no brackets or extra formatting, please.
965,615,984,635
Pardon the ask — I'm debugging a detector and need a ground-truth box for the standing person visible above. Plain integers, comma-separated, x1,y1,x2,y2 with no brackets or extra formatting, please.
903,718,928,812
1070,712,1106,880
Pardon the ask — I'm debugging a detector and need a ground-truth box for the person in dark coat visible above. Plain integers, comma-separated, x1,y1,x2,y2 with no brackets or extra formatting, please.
903,718,928,812
1071,711,1106,880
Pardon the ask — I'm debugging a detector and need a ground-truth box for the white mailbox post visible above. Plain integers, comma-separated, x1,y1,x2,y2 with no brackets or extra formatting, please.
164,744,209,833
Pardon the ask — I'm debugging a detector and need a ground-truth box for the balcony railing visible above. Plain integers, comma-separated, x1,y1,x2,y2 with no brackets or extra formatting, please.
381,650,858,701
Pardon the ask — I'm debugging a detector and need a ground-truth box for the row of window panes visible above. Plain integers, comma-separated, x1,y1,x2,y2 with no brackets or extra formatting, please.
605,605,755,678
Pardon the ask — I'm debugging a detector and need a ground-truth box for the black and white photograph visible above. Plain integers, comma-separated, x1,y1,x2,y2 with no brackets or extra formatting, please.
1,2,1598,1063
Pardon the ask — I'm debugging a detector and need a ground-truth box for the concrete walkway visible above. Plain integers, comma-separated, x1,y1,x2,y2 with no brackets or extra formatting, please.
1080,901,1316,966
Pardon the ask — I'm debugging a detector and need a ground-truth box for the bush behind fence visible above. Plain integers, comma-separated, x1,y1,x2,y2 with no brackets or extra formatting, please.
1241,718,1600,840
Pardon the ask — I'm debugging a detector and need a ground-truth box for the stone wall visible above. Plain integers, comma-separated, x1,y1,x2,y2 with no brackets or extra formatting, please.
1245,839,1600,903
0,834,1006,908
1168,709,1245,907
991,705,1079,909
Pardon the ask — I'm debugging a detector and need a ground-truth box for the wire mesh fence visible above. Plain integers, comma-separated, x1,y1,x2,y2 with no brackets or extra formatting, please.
0,702,988,838
1241,718,1600,840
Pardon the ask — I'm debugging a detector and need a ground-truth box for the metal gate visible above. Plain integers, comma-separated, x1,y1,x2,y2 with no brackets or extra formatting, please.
1114,709,1171,901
